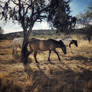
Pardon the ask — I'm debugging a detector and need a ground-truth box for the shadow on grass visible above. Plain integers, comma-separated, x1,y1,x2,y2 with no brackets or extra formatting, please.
0,46,11,49
23,63,92,92
70,55,89,61
69,55,92,64
0,78,23,92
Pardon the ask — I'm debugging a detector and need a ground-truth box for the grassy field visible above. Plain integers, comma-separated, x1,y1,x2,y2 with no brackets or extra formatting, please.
0,34,92,92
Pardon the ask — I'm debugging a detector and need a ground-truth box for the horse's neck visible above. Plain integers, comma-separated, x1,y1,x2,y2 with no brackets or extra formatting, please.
55,41,61,48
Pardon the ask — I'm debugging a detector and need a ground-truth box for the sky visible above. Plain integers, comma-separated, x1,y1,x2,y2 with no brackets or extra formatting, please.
70,0,91,16
0,0,91,34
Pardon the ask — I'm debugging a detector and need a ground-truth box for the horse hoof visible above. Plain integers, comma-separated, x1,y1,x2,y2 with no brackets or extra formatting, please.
36,62,39,64
49,62,54,65
48,59,50,62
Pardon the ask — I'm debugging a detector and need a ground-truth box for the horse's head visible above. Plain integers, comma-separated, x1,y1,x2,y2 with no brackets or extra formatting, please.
74,40,78,47
59,40,67,54
69,40,78,48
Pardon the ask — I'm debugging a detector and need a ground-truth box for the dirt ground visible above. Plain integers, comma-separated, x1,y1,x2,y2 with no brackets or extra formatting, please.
0,38,92,92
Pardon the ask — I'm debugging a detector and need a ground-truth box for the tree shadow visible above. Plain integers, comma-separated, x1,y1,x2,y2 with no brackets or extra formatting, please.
0,46,11,49
70,55,89,61
23,63,92,92
69,55,92,64
23,64,50,92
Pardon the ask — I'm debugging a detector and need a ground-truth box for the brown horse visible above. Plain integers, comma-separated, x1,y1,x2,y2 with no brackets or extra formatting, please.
23,38,66,64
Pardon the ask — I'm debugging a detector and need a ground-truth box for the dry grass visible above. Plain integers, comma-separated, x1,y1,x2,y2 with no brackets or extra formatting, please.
0,35,92,92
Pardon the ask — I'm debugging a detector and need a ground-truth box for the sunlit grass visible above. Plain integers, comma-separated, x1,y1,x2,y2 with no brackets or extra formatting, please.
0,34,92,92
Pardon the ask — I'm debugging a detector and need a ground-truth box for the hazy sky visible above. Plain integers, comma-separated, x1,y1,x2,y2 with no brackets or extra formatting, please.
0,0,91,34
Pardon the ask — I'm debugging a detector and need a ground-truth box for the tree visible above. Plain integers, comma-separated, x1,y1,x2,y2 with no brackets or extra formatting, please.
0,0,71,64
0,0,51,64
77,1,92,27
47,0,72,33
88,1,92,17
77,13,88,27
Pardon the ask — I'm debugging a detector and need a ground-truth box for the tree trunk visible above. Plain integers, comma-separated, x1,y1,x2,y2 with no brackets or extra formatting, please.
21,32,28,65
21,21,34,65
21,28,32,65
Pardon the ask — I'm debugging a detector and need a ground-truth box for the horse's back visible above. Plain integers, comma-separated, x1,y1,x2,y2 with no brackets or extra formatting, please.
12,37,23,46
28,38,57,51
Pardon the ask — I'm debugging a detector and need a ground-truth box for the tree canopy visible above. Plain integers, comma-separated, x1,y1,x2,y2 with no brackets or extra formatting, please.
0,0,72,35
48,0,71,32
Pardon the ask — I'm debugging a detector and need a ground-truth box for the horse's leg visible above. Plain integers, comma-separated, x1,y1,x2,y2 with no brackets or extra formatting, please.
54,49,61,61
12,46,14,57
19,44,22,49
48,50,51,63
13,46,17,58
15,46,19,58
34,51,39,64
12,48,16,59
13,46,18,59
26,49,33,62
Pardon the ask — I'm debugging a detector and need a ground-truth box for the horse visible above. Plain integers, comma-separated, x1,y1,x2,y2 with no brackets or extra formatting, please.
12,37,23,58
23,38,67,64
69,40,78,48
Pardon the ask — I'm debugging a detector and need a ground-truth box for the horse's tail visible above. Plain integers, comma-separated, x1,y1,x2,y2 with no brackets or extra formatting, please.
21,41,30,65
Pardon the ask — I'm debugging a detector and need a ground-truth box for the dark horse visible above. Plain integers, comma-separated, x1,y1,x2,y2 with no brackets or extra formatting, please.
23,38,67,64
69,40,78,48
